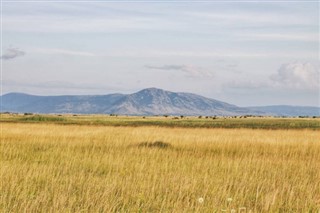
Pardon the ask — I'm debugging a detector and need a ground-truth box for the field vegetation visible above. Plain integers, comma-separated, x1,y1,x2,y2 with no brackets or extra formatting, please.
1,113,319,129
1,115,320,212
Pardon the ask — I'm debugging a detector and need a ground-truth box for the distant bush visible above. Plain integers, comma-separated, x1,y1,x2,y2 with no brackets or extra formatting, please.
137,141,172,149
198,116,202,119
24,113,33,115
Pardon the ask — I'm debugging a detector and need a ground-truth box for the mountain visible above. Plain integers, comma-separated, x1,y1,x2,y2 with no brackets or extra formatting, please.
107,88,254,115
1,88,319,116
247,105,320,117
1,92,125,114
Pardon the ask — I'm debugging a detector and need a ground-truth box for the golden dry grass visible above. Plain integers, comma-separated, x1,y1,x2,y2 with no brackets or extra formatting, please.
1,123,320,212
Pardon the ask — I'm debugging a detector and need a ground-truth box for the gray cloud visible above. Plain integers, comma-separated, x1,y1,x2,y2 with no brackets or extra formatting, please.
32,48,96,57
223,62,319,92
1,47,26,60
213,59,241,73
270,62,319,90
2,80,132,95
223,80,269,90
146,65,185,71
145,64,214,78
226,63,238,69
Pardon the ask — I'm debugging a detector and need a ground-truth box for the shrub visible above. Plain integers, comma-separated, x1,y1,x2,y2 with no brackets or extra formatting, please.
137,141,172,149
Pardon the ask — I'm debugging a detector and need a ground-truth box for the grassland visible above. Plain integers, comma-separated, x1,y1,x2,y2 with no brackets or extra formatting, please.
1,115,320,212
1,113,320,129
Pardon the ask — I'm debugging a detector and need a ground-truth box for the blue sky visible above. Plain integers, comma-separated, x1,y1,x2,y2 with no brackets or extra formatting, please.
1,1,319,106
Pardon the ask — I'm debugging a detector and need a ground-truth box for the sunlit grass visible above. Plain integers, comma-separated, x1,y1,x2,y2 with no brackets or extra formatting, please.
1,123,320,212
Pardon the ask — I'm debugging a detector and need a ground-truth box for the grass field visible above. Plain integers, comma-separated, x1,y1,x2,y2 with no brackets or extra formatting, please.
1,116,320,212
1,113,320,129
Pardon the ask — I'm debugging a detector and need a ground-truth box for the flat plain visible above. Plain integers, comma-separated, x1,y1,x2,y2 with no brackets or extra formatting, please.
1,114,320,212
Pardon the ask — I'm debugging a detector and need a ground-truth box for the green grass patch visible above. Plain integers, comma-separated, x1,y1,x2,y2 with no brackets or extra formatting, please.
18,115,66,122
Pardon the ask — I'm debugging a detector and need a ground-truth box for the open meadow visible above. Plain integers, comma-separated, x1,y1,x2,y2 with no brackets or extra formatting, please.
1,115,320,212
2,0,320,211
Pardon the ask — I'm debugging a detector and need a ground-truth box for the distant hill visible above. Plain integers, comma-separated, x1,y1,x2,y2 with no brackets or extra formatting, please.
106,88,254,115
247,105,320,116
1,92,125,114
1,88,319,116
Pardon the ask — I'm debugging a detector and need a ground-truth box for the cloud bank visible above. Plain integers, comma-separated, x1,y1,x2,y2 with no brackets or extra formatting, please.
223,61,319,94
145,64,213,78
270,62,319,90
1,47,25,60
32,48,96,57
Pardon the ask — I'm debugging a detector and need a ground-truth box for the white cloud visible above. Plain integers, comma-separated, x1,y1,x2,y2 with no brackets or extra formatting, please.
223,80,269,90
1,47,25,60
238,32,319,42
223,62,320,92
3,14,175,34
100,49,316,59
270,62,319,90
145,64,213,78
2,79,131,95
187,10,315,27
31,48,96,57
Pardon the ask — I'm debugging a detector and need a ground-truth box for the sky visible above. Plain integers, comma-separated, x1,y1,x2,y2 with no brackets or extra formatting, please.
1,0,319,106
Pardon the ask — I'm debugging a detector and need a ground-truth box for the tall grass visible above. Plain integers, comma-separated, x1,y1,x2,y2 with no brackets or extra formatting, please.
1,123,320,212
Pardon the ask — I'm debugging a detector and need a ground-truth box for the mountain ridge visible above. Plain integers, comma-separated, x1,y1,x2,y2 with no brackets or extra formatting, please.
1,88,319,116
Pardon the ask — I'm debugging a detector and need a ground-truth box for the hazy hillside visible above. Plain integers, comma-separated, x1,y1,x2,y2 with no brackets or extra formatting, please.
1,92,125,114
1,88,319,116
247,105,320,116
1,88,256,115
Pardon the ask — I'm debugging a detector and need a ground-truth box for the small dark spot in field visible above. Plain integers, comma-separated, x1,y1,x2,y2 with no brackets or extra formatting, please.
136,141,172,149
